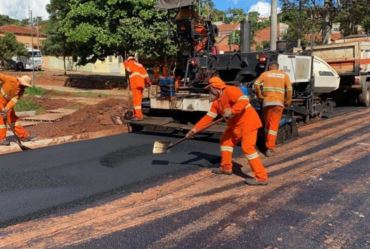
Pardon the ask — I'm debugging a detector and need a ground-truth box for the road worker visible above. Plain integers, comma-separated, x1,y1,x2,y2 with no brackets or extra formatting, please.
186,76,268,185
0,74,33,146
123,56,151,121
254,61,292,157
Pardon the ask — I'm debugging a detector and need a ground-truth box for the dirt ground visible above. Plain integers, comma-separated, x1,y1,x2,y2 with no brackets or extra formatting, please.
28,98,129,138
3,70,126,89
0,69,130,139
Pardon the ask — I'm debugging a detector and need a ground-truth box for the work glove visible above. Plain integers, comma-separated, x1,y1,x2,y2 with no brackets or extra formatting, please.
0,108,8,118
185,128,197,139
223,108,234,119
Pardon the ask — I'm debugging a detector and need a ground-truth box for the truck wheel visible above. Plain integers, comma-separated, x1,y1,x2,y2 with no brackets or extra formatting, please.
16,63,24,71
359,84,370,107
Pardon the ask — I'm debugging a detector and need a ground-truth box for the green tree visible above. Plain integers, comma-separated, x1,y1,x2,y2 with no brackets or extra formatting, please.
43,0,73,74
56,0,176,65
0,15,20,26
335,0,370,35
0,33,27,66
226,8,246,23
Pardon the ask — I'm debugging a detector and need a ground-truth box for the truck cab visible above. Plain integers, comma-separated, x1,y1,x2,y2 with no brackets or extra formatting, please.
12,48,43,71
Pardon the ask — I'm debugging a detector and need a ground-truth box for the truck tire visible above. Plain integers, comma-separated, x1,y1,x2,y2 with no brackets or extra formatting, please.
359,83,370,107
16,62,24,71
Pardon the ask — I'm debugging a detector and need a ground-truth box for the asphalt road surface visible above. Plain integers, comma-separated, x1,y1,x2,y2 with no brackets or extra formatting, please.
0,107,370,249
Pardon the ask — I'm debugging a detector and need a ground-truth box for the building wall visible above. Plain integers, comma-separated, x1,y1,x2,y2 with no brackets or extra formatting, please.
42,56,126,75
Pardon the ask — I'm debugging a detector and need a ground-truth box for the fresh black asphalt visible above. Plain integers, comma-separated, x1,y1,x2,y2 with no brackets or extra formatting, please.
0,133,241,227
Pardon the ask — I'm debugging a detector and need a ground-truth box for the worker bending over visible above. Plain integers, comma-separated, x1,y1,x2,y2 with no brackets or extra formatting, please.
124,56,151,121
186,76,268,185
0,74,33,146
254,61,292,157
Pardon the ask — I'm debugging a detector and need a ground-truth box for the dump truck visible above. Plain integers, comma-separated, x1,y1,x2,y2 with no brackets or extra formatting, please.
127,0,340,144
308,39,370,106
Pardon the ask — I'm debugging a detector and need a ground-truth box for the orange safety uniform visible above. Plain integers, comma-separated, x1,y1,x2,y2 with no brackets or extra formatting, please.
0,74,29,140
254,69,292,150
193,83,268,181
123,58,150,120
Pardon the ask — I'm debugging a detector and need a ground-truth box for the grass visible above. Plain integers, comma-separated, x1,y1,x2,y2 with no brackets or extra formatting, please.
45,89,108,98
14,97,43,113
25,86,46,96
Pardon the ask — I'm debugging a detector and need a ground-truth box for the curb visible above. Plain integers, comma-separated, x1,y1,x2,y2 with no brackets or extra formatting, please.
0,129,128,156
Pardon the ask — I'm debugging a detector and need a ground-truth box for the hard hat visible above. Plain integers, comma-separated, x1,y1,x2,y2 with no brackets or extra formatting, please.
17,75,32,87
205,76,226,89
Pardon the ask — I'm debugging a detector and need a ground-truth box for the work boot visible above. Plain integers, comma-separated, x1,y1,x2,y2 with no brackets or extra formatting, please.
211,168,232,175
245,178,268,186
265,149,274,157
0,139,10,146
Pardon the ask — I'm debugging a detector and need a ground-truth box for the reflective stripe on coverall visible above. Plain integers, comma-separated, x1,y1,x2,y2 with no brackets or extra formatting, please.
194,86,268,181
123,59,150,119
0,73,29,139
255,69,292,150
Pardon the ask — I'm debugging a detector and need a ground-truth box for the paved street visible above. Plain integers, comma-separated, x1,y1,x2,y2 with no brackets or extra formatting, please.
0,108,369,249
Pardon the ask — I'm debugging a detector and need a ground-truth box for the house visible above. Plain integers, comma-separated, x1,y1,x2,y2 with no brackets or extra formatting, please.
215,23,240,53
0,25,46,49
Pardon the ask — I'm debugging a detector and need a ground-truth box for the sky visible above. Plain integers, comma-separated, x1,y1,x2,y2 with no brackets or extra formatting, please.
0,0,274,21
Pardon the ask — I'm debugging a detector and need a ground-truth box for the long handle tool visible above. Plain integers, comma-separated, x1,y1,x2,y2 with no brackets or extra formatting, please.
4,115,31,151
152,117,224,154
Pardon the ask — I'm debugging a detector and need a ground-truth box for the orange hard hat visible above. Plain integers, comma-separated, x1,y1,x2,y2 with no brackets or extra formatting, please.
205,76,226,89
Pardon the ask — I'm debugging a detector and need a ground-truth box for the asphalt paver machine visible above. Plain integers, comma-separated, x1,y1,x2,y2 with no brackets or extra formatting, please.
128,0,340,145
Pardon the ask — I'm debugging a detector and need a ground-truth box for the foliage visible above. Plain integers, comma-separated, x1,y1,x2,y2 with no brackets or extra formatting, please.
280,1,323,46
0,33,27,63
14,97,42,112
25,86,46,96
334,0,370,35
225,8,246,23
48,0,177,65
0,15,20,26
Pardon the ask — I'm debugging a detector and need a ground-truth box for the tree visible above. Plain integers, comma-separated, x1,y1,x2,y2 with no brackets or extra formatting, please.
225,8,246,23
0,33,27,66
335,0,370,35
0,15,20,26
53,0,176,65
280,1,323,46
43,0,74,74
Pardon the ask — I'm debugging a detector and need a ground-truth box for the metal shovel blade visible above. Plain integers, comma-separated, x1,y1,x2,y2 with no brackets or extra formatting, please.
153,140,172,154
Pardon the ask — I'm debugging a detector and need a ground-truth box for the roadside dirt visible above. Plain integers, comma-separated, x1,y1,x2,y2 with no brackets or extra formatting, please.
28,98,129,138
2,70,126,89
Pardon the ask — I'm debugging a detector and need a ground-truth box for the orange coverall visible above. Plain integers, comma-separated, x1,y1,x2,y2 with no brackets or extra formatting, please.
0,74,29,140
194,85,268,181
254,69,292,150
124,59,150,120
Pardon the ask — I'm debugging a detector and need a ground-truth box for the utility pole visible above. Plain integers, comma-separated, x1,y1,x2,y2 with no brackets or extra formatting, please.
29,9,35,86
270,0,278,50
297,0,302,48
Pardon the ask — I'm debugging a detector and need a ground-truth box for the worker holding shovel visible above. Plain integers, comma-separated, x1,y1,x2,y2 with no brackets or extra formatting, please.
0,74,33,146
186,76,269,185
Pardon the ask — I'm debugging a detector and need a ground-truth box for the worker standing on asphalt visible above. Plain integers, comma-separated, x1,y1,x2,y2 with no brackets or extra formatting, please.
123,56,151,121
0,74,33,146
254,61,292,157
186,76,268,185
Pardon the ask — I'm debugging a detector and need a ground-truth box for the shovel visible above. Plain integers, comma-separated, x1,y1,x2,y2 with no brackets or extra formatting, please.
3,115,31,151
153,117,224,154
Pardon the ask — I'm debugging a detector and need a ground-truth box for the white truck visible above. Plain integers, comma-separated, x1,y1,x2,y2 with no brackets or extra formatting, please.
11,48,43,71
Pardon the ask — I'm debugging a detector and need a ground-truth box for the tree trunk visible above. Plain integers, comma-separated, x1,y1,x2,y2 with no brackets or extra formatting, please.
63,55,67,75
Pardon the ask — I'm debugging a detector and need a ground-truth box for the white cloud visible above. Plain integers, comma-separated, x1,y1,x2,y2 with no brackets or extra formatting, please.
248,1,281,17
0,0,50,20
